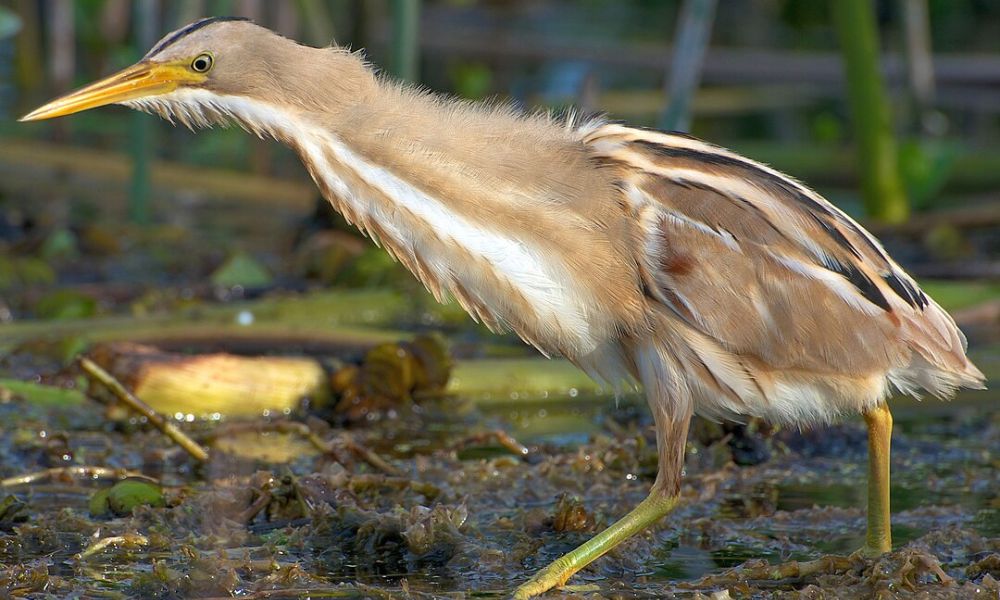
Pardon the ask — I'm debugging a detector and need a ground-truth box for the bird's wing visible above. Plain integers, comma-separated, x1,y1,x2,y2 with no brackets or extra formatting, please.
583,123,979,395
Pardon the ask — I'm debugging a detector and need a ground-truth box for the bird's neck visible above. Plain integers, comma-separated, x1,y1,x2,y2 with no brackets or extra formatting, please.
180,75,627,357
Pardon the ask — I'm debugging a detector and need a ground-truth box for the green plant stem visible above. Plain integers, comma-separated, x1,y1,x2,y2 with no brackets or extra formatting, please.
832,0,909,224
390,0,420,81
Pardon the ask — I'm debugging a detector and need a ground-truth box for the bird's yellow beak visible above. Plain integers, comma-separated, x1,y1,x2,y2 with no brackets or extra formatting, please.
19,62,204,122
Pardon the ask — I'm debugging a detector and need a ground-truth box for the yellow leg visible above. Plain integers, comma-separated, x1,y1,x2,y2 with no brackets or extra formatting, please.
514,401,691,598
863,403,893,555
512,491,680,600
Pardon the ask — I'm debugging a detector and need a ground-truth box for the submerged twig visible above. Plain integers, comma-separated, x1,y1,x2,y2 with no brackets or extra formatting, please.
77,533,149,559
79,357,209,462
340,433,403,476
196,588,402,600
688,549,955,592
354,583,406,600
235,488,273,524
208,419,402,476
450,428,530,457
348,473,441,500
0,465,148,488
685,553,863,587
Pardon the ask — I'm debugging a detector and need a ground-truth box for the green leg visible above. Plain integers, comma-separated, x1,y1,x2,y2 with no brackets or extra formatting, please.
512,491,680,599
863,403,893,555
514,400,691,599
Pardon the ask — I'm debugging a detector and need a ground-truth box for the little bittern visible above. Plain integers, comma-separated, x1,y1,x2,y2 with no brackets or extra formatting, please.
23,18,986,597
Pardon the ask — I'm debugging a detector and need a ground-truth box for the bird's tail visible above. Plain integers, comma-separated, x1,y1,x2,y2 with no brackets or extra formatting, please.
890,297,987,399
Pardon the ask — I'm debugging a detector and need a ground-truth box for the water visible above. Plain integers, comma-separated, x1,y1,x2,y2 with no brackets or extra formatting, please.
0,382,995,597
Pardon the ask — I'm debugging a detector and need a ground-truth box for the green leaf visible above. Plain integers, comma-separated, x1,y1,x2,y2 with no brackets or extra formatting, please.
91,478,165,518
35,290,97,320
0,378,86,407
211,252,273,288
40,229,80,261
898,140,957,209
88,488,112,518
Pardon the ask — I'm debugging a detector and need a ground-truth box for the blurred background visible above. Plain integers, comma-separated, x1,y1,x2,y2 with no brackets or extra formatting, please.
0,3,996,596
0,0,997,325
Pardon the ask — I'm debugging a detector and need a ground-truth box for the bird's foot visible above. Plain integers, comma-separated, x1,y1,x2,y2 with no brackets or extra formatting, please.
860,523,892,558
859,543,891,559
511,558,576,600
512,492,681,598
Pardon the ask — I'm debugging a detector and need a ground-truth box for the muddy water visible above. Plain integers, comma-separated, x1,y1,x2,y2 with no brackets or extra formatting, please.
488,386,998,593
0,378,996,598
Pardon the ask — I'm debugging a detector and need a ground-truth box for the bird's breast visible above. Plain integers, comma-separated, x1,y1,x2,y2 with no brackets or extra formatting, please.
293,128,637,358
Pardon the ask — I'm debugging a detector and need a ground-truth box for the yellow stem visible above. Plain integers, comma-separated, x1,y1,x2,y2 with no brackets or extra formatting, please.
80,357,209,462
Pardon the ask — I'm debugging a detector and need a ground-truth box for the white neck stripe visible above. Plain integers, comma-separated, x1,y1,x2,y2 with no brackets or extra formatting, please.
124,89,598,354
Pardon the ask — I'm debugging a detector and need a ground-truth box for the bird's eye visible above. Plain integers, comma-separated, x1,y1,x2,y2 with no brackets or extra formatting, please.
191,53,213,73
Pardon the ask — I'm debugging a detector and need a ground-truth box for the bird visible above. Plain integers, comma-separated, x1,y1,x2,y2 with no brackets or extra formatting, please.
22,17,986,598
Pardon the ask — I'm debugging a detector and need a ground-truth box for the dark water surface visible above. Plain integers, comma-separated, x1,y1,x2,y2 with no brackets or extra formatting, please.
0,371,996,598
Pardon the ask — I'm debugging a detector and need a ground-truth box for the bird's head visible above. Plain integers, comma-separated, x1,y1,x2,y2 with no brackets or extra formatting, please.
21,17,372,126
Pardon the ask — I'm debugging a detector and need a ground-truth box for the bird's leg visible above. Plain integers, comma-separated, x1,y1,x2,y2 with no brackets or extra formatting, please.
513,406,691,599
863,403,893,555
511,493,680,599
